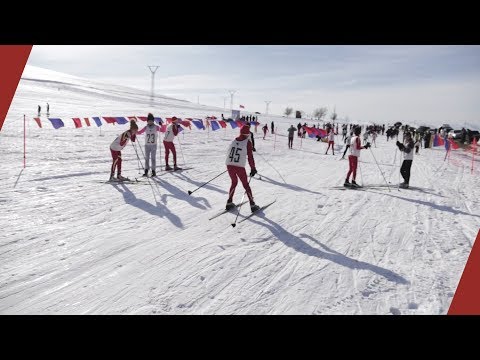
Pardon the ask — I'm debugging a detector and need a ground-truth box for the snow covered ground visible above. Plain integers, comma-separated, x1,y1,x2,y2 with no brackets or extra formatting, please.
1,65,479,314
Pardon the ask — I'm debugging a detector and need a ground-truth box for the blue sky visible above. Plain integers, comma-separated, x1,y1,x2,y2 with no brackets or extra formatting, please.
28,45,480,127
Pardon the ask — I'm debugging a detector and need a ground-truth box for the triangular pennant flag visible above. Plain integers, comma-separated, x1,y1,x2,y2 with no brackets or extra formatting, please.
211,120,220,131
92,117,103,127
115,117,128,125
72,118,82,128
219,120,227,128
33,117,42,128
103,117,117,124
84,117,91,127
48,118,65,129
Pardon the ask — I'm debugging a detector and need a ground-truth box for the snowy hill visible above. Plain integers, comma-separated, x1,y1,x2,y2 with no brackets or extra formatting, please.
0,66,479,314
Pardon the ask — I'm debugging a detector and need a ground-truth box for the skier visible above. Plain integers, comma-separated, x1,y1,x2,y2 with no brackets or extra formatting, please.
137,113,160,177
341,132,352,159
396,132,414,188
325,128,335,155
344,127,370,187
37,105,41,116
225,124,260,213
271,121,275,134
248,123,256,152
109,120,138,181
46,103,49,115
262,124,269,139
287,125,296,149
371,131,377,148
163,117,181,171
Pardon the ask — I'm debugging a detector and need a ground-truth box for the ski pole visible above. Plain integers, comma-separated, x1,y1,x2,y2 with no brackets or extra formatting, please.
187,170,228,195
231,176,254,228
388,146,398,184
177,136,186,167
132,142,145,173
358,160,363,187
369,147,391,192
397,151,401,191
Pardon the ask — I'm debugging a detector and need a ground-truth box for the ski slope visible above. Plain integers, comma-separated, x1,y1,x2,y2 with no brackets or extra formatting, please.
0,65,479,314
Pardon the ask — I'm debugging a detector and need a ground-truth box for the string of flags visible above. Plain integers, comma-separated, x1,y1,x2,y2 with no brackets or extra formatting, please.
32,116,261,132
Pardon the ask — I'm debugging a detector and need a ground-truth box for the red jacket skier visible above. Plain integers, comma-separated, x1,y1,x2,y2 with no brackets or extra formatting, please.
110,120,138,181
225,124,260,212
344,126,370,187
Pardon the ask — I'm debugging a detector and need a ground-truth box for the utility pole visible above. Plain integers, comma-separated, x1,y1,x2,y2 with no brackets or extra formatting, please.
223,96,228,111
148,66,159,104
265,101,271,115
228,90,236,111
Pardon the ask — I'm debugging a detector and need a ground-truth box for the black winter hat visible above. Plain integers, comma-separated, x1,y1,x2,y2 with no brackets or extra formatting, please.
147,113,154,121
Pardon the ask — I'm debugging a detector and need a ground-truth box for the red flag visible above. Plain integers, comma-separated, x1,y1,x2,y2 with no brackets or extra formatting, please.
72,118,82,128
137,116,147,121
84,117,91,127
450,138,459,150
33,117,42,128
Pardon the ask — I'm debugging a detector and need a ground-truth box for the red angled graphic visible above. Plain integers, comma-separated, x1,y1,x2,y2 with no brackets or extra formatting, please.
0,45,32,132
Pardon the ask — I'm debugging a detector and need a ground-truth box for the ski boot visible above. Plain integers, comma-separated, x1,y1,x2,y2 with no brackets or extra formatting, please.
117,175,129,181
250,203,260,213
226,201,235,211
142,169,149,177
165,165,173,171
151,170,156,177
174,165,182,171
344,179,351,188
351,180,361,188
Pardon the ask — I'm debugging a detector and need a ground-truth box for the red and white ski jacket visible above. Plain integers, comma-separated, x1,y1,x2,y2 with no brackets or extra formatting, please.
110,130,136,151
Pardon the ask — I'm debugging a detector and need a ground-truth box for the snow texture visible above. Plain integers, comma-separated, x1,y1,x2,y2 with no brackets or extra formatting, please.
0,65,479,314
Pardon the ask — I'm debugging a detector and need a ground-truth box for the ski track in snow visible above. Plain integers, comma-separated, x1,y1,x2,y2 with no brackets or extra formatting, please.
0,65,479,314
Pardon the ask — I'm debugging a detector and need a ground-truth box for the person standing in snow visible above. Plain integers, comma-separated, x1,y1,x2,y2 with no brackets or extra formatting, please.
262,124,269,139
325,128,335,155
341,131,353,159
396,132,414,188
109,119,138,181
371,131,377,147
37,105,41,116
271,121,275,134
344,126,370,187
247,122,256,151
137,113,160,177
287,125,296,149
163,117,181,171
46,103,50,116
225,124,259,213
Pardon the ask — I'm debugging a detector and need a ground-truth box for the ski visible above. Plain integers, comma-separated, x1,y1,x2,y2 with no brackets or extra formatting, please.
163,167,193,172
237,199,277,224
209,201,249,220
101,177,143,184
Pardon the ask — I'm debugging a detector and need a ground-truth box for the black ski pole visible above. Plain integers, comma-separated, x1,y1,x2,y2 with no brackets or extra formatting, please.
187,170,228,195
231,176,254,228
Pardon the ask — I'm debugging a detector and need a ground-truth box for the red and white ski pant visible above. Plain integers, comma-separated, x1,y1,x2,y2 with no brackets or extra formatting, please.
163,140,177,166
110,150,122,176
346,155,358,181
227,165,254,204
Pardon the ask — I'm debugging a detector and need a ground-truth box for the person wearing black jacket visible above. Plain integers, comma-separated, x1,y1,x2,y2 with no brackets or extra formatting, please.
396,132,414,188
